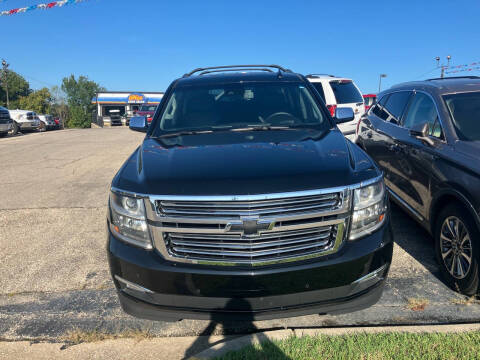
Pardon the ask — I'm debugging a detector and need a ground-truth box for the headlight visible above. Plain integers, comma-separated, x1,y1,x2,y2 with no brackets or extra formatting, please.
109,192,152,249
349,180,387,240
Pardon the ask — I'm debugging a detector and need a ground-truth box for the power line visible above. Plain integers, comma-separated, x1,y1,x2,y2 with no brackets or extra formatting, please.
414,67,438,80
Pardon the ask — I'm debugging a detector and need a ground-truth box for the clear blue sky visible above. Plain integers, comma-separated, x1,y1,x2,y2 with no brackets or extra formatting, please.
1,0,479,94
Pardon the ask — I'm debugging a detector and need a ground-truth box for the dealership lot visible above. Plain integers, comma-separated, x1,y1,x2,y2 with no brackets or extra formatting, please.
1,128,480,343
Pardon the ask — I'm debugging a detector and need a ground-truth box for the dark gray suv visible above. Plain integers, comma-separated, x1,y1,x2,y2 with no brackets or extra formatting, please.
356,76,480,295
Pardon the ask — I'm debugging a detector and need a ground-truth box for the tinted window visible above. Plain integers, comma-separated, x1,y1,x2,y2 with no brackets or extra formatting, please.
140,105,157,111
311,83,326,102
155,82,329,133
372,95,389,120
330,80,363,104
403,93,439,132
444,91,480,141
383,91,412,123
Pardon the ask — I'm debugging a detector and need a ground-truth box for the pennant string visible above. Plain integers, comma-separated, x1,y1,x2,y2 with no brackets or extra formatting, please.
1,0,86,16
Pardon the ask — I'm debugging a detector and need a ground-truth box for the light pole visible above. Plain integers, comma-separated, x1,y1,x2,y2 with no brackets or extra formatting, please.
378,74,387,93
1,59,9,108
435,55,451,78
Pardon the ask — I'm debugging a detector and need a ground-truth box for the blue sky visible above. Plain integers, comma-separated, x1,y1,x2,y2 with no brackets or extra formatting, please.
1,0,479,94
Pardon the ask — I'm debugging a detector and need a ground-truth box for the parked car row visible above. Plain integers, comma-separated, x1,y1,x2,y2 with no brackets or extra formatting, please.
356,76,480,295
0,108,62,138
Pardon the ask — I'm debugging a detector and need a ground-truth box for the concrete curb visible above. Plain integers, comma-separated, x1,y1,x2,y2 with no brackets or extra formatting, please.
190,323,480,359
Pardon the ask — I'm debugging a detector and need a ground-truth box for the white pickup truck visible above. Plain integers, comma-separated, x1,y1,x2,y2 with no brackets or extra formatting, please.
8,109,41,135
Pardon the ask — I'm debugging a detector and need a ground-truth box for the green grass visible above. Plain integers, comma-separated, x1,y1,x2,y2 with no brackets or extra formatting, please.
214,332,480,360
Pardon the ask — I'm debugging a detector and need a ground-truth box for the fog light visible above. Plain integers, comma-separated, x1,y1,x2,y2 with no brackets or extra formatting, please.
115,275,153,294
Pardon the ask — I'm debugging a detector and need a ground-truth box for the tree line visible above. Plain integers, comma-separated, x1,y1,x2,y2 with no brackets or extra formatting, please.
0,71,104,128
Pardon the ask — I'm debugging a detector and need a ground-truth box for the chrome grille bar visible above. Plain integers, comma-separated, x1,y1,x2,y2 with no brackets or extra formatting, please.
157,193,341,218
168,228,332,250
144,187,351,266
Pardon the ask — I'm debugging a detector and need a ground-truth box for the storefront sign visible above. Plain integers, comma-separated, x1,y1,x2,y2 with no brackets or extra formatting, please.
127,93,146,104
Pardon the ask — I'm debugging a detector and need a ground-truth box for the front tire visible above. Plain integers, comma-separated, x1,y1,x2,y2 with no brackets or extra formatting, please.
435,204,480,295
8,122,19,136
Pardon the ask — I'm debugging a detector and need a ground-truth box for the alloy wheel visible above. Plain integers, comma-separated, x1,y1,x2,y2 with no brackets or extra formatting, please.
440,216,473,279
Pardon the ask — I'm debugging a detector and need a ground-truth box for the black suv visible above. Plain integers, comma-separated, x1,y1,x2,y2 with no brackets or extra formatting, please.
356,76,480,295
107,65,393,321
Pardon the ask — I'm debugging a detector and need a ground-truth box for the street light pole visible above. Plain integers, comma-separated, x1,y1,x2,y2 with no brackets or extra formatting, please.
436,55,451,78
1,59,9,108
378,74,387,93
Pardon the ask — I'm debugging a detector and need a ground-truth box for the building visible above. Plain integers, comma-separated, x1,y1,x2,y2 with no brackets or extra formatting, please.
92,91,164,126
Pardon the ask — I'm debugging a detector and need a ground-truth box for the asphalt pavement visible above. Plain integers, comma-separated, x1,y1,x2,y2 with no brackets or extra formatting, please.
1,128,479,348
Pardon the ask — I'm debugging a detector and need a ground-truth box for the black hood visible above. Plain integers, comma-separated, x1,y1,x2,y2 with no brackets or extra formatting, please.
113,129,379,196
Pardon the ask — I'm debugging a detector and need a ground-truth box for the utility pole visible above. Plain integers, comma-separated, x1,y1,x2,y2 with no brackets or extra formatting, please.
1,59,9,108
378,74,387,93
435,55,451,78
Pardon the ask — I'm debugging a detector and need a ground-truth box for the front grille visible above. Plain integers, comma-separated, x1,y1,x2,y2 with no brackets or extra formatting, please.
156,193,342,219
0,112,10,124
163,225,338,263
147,189,350,265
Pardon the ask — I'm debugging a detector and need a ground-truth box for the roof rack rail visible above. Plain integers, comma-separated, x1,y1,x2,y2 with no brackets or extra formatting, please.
198,68,275,76
426,76,480,81
306,74,336,78
183,65,292,78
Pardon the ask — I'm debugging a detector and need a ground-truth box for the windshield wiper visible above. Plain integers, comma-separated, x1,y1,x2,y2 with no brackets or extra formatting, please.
230,124,294,132
156,129,214,138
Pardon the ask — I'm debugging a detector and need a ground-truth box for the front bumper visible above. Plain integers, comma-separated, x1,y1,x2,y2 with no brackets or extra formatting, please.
19,121,39,130
108,218,393,321
0,123,12,133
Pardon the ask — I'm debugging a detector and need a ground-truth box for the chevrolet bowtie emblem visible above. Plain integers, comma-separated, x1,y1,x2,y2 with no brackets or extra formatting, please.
225,217,275,236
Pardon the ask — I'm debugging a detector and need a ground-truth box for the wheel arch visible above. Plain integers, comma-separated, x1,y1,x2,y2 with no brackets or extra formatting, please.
430,189,480,234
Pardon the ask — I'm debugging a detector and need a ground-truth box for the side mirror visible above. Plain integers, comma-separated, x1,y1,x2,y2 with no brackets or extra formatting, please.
409,122,429,137
129,116,148,132
334,107,355,124
409,122,434,146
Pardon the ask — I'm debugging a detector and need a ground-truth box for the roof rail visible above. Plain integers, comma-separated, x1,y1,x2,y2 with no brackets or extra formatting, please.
426,76,480,81
306,74,336,78
198,68,275,76
183,65,292,78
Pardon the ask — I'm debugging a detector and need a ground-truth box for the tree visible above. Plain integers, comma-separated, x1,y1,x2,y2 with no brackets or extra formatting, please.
0,70,30,108
17,87,52,114
61,75,105,128
50,85,69,122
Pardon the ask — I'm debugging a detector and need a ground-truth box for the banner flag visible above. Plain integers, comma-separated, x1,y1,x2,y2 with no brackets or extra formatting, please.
1,0,86,16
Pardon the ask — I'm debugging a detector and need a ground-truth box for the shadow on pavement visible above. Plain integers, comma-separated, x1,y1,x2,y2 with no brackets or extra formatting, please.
390,202,451,287
183,298,291,359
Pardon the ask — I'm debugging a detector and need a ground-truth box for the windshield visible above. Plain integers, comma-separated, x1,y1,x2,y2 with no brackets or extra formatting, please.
153,82,330,134
330,80,363,104
139,105,157,112
444,91,480,141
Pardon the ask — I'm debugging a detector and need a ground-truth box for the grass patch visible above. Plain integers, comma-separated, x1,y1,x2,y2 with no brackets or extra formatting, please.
63,328,153,344
407,297,429,311
214,332,480,360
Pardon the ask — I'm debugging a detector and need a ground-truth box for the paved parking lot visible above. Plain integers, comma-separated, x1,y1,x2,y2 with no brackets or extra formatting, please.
1,128,480,344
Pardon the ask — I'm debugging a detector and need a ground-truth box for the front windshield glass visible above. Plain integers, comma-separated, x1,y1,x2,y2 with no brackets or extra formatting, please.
153,82,329,134
444,91,480,141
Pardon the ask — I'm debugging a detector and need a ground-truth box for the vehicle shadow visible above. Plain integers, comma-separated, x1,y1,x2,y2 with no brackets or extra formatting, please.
183,298,291,359
389,202,450,287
